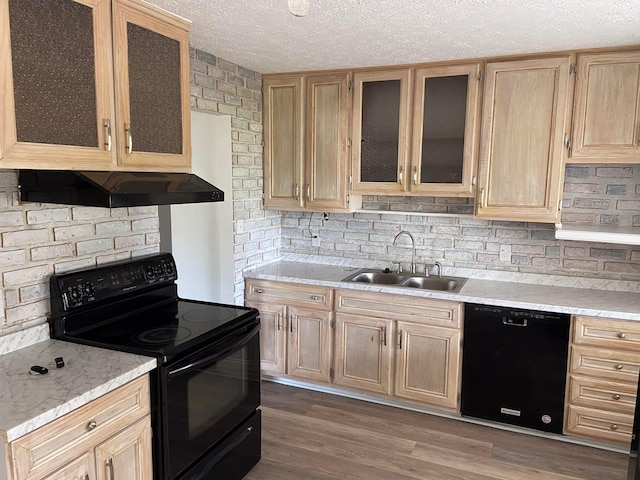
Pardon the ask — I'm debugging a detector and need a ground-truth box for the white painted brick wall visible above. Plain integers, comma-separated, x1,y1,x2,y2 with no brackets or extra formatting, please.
0,172,160,336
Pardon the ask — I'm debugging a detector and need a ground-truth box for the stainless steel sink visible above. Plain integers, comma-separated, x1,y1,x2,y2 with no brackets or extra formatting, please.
400,276,463,292
341,268,466,293
346,271,408,284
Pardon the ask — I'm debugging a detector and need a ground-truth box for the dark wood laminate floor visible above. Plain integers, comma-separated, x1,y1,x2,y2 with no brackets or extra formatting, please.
246,382,629,480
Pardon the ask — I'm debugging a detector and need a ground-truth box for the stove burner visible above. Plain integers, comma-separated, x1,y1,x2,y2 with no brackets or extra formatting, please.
132,326,191,345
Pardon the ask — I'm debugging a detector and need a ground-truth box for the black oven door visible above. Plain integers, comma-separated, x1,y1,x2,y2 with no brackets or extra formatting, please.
161,321,260,480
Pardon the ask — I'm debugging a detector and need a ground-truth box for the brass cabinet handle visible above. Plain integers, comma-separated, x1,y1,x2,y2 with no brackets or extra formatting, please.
311,295,319,301
290,314,294,333
294,183,299,200
275,313,281,331
125,123,133,154
103,119,112,152
255,288,263,294
87,420,97,431
412,166,418,185
618,332,627,339
478,187,486,208
382,326,387,346
398,166,404,185
107,457,115,480
398,330,402,349
306,184,311,202
615,364,623,370
613,394,621,400
611,424,619,431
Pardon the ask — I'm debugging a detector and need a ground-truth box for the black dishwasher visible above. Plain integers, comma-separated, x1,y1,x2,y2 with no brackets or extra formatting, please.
461,303,570,434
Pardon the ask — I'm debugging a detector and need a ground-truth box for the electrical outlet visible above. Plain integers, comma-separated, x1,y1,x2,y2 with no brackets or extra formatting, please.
312,236,321,247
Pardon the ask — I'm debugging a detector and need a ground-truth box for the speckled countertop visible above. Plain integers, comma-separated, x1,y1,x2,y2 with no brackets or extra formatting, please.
245,261,640,321
0,339,156,442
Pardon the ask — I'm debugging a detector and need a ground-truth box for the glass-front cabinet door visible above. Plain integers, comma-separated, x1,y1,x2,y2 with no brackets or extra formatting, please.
410,63,481,196
351,69,411,194
114,0,191,170
0,0,117,169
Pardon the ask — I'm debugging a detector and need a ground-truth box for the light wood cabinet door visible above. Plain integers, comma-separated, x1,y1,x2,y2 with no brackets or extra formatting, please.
571,50,640,161
288,307,333,382
304,73,352,211
113,0,191,170
95,416,152,480
0,0,117,169
394,322,461,410
410,63,481,197
351,69,411,194
476,56,573,222
246,301,287,376
39,452,95,480
263,75,303,210
0,0,190,172
333,313,394,395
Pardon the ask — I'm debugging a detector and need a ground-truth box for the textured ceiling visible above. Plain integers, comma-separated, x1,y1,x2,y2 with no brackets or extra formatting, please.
147,0,640,74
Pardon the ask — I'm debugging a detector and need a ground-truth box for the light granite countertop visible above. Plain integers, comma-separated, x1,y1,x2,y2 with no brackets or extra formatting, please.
245,261,640,321
0,339,156,442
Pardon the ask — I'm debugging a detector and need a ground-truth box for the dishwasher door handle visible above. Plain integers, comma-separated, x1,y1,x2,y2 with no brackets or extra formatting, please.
502,317,528,327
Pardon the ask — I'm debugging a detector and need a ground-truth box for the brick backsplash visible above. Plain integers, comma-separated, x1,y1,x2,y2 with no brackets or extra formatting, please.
0,172,160,335
281,164,640,282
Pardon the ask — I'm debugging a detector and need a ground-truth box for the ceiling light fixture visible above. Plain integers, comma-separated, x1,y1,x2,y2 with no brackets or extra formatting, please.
287,0,309,17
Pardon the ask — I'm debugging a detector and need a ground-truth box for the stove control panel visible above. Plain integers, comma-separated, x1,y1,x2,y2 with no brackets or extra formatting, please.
50,253,178,312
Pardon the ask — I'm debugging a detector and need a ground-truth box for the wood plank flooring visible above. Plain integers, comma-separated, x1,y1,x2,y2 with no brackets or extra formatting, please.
246,381,629,480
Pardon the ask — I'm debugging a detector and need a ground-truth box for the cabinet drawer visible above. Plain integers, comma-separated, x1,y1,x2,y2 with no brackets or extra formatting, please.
565,405,633,444
12,375,149,480
335,289,461,328
245,279,332,310
567,375,638,415
573,315,640,351
569,345,640,383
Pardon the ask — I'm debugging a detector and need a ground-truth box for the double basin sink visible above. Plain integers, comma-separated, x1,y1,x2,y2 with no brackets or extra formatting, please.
342,268,466,293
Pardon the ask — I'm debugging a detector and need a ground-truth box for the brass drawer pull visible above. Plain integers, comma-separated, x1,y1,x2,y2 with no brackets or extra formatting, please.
255,288,263,294
610,424,619,431
613,394,621,400
87,420,97,431
311,295,319,301
618,332,627,339
615,364,624,370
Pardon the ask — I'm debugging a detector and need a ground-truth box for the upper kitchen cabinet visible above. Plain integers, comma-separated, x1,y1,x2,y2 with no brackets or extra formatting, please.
0,0,191,172
263,72,358,212
570,50,640,162
410,63,482,197
475,56,574,223
263,75,303,210
351,69,411,194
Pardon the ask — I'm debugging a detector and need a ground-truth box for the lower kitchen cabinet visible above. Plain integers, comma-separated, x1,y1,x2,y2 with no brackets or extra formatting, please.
395,321,461,409
9,375,152,480
333,313,394,395
245,279,333,382
334,289,463,410
565,315,640,444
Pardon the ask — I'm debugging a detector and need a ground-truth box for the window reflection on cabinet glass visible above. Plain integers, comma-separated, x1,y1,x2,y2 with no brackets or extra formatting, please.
9,0,98,147
128,23,182,154
361,80,401,182
421,75,467,183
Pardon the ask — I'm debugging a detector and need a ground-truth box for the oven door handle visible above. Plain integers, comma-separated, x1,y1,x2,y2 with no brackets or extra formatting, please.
167,324,260,378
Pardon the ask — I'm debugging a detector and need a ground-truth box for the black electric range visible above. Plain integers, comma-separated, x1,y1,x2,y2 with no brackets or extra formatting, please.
49,252,261,480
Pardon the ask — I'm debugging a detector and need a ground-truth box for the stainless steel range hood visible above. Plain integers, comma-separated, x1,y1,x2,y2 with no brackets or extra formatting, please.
18,170,224,208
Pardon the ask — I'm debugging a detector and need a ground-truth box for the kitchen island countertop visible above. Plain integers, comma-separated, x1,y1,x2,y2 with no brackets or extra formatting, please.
0,339,156,442
245,260,640,321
